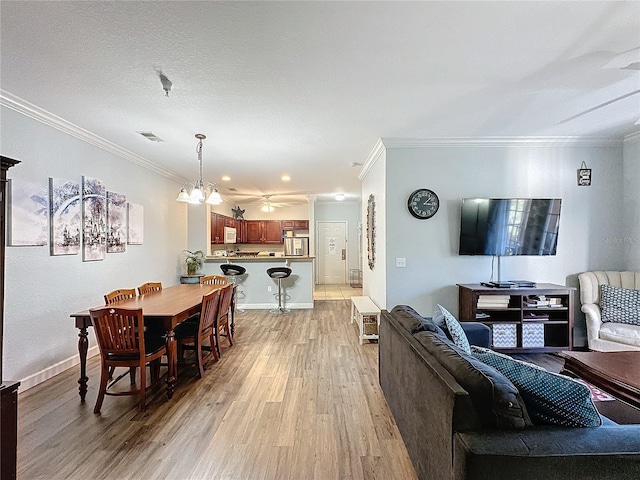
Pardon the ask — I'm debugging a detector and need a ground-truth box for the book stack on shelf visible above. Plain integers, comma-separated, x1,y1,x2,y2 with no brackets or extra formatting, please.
477,294,510,309
548,297,563,308
523,295,562,308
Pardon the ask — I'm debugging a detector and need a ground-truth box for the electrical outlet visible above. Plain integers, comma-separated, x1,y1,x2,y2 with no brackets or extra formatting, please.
396,257,407,268
268,285,272,292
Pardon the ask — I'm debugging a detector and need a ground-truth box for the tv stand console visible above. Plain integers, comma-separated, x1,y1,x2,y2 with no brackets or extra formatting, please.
457,283,575,353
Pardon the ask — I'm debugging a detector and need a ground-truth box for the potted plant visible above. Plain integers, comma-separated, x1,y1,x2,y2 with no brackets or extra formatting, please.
183,249,205,275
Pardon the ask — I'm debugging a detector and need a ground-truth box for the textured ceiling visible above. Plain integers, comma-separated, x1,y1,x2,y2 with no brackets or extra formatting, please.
1,1,639,205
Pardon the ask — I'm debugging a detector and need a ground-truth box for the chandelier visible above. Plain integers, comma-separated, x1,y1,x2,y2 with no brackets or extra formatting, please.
175,134,223,205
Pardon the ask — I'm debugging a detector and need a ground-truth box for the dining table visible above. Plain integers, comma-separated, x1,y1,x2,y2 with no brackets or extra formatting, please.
70,283,225,402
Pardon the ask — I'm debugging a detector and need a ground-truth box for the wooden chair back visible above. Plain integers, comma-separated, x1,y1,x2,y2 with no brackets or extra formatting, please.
104,288,136,305
201,275,227,285
214,284,235,356
200,289,222,342
90,307,145,356
138,282,163,296
218,284,234,323
175,289,221,378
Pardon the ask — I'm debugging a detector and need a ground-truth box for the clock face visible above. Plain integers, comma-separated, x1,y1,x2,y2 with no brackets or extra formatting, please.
407,189,439,219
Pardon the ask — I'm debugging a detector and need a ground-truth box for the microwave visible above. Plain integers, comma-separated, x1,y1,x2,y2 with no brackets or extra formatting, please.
224,226,237,244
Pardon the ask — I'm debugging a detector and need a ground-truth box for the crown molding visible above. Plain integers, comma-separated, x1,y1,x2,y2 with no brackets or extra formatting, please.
623,130,640,145
358,138,386,181
0,90,185,183
379,136,622,148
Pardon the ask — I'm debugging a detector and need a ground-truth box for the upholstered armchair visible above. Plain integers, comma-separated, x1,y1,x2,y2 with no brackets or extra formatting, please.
578,271,640,352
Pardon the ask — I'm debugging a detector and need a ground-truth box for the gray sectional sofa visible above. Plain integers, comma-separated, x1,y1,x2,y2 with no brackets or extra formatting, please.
379,305,640,480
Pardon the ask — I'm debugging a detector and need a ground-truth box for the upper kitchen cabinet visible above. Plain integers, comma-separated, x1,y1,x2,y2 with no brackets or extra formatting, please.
282,220,309,230
245,220,283,244
211,213,238,244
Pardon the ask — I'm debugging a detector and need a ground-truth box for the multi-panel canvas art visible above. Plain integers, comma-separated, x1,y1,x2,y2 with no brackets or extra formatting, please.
8,173,142,258
49,177,81,255
82,176,106,261
127,203,144,245
7,179,48,246
107,191,127,253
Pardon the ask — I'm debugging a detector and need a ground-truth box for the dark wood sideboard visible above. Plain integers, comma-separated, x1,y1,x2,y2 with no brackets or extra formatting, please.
1,156,21,480
458,283,575,353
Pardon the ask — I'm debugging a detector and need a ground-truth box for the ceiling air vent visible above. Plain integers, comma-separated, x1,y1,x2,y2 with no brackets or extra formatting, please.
137,131,164,142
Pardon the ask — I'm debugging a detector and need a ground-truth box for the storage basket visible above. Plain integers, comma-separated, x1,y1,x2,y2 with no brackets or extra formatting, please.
362,315,378,335
522,323,545,348
492,323,517,348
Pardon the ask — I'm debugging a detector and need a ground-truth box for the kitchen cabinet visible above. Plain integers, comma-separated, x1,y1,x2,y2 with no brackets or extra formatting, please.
236,220,246,243
245,220,283,244
211,213,225,244
282,220,309,230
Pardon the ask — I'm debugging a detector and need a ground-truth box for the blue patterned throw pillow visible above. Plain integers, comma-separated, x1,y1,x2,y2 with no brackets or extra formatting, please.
471,346,601,427
434,304,470,354
600,284,640,325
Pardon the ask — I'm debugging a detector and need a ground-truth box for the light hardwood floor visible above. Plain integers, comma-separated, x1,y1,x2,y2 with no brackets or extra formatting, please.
17,300,417,480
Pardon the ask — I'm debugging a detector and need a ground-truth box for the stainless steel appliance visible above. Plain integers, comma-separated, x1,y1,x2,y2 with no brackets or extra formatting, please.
284,237,309,256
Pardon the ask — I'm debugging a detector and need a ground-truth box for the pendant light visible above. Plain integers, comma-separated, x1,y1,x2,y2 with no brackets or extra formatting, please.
176,134,223,205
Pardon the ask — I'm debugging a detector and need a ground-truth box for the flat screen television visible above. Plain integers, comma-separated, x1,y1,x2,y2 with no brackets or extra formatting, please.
459,198,562,256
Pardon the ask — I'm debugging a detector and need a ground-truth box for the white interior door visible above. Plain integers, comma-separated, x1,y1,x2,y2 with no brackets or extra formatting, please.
317,221,347,285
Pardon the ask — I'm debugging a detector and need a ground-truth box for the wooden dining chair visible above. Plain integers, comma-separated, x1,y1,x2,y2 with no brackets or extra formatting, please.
215,284,235,357
104,288,136,305
174,289,221,378
200,275,227,285
103,288,138,382
137,282,162,296
89,307,166,413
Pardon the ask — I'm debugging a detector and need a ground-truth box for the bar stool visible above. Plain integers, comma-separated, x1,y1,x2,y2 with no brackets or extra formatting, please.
267,266,292,315
220,263,246,314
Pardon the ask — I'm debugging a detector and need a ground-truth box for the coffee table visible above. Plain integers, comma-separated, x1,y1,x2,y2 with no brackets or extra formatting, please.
560,351,640,409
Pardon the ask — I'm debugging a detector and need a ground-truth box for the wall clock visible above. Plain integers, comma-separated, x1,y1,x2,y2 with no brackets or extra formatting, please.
407,188,439,219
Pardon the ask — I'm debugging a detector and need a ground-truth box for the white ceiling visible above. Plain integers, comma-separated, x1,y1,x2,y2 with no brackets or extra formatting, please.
2,1,639,206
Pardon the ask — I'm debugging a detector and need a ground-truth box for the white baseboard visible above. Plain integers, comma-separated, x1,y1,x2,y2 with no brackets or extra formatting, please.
19,346,100,393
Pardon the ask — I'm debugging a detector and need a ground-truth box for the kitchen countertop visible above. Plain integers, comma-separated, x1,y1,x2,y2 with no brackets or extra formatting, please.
206,255,315,262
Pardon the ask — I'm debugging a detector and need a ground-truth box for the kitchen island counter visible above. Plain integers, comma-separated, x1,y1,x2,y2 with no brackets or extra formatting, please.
200,256,313,310
206,255,315,261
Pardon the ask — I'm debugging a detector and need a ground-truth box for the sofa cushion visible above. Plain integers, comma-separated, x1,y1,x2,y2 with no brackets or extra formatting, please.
460,322,491,348
434,304,471,353
390,305,446,336
414,331,531,429
600,284,640,326
599,322,640,347
471,346,602,428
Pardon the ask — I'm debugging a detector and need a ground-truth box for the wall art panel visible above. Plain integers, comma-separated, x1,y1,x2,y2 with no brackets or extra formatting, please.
127,203,144,245
7,179,48,246
49,177,81,255
82,176,106,261
107,191,126,253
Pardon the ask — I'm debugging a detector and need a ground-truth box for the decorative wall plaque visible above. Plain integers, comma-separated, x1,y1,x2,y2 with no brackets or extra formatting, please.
367,194,376,270
577,161,591,186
